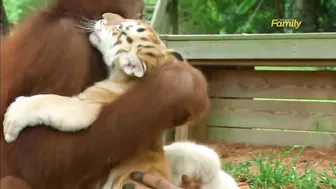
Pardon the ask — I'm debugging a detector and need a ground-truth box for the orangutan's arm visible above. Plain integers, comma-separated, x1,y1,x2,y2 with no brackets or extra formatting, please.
1,10,209,183
5,61,208,143
9,60,209,184
3,53,152,143
3,94,103,143
80,62,210,165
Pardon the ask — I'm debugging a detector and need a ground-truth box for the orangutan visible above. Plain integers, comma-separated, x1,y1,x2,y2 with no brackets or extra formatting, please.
0,0,209,189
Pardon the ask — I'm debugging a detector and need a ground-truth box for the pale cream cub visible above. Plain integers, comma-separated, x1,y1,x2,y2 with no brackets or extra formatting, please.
164,142,240,189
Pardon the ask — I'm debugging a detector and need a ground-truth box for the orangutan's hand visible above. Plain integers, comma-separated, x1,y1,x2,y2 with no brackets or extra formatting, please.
180,175,201,189
122,171,201,189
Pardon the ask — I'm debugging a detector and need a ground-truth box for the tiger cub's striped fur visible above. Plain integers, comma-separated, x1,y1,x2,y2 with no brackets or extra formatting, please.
3,13,186,188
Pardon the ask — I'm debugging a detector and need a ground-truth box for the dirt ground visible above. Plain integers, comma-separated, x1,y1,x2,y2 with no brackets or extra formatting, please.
204,142,336,175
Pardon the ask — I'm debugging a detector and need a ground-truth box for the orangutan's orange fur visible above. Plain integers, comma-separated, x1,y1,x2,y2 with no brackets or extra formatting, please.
0,0,209,189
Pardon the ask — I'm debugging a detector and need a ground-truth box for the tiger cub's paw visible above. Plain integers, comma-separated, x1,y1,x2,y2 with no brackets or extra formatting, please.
120,53,146,78
3,96,40,143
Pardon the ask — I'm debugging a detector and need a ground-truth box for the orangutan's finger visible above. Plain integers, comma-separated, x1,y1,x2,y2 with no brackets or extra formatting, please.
180,175,202,189
122,183,151,189
130,171,178,189
181,175,192,184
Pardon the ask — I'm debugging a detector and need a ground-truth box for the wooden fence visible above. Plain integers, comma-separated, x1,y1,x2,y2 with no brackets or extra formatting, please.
161,33,336,147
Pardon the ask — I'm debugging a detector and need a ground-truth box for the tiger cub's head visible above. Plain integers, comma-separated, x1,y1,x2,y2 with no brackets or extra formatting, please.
88,13,185,79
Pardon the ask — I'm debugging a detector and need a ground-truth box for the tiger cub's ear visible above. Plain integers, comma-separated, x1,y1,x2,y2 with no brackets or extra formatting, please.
102,13,125,25
166,49,185,62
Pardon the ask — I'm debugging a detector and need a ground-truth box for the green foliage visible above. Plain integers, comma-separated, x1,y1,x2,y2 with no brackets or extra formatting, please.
236,0,256,14
145,0,156,4
144,0,156,21
177,0,336,34
223,145,336,189
317,0,336,32
3,0,49,24
3,0,336,33
177,0,279,34
178,1,223,34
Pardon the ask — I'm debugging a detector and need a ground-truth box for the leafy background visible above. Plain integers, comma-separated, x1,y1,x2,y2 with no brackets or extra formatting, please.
3,0,50,25
145,0,336,34
3,0,336,33
3,0,336,71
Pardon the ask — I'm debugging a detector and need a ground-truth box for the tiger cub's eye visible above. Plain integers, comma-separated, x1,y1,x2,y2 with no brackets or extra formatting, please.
116,25,122,31
136,28,146,32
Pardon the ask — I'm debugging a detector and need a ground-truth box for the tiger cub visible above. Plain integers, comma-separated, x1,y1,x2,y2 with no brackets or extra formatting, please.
3,13,185,188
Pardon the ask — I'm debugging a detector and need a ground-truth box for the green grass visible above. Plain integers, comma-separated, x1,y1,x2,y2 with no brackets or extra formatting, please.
222,145,336,189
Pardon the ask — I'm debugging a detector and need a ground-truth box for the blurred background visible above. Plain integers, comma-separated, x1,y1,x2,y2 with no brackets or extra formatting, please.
2,0,336,34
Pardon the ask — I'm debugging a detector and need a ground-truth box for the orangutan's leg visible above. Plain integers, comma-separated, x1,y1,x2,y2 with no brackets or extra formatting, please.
0,176,31,189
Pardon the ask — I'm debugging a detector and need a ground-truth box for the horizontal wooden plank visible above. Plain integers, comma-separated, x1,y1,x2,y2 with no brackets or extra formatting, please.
160,33,336,41
206,70,336,99
163,34,336,60
189,60,336,67
208,127,336,147
209,99,336,132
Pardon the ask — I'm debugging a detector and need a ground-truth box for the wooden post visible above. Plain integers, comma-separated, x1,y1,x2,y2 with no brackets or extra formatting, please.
151,0,172,34
174,125,189,142
151,0,182,144
170,0,178,34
